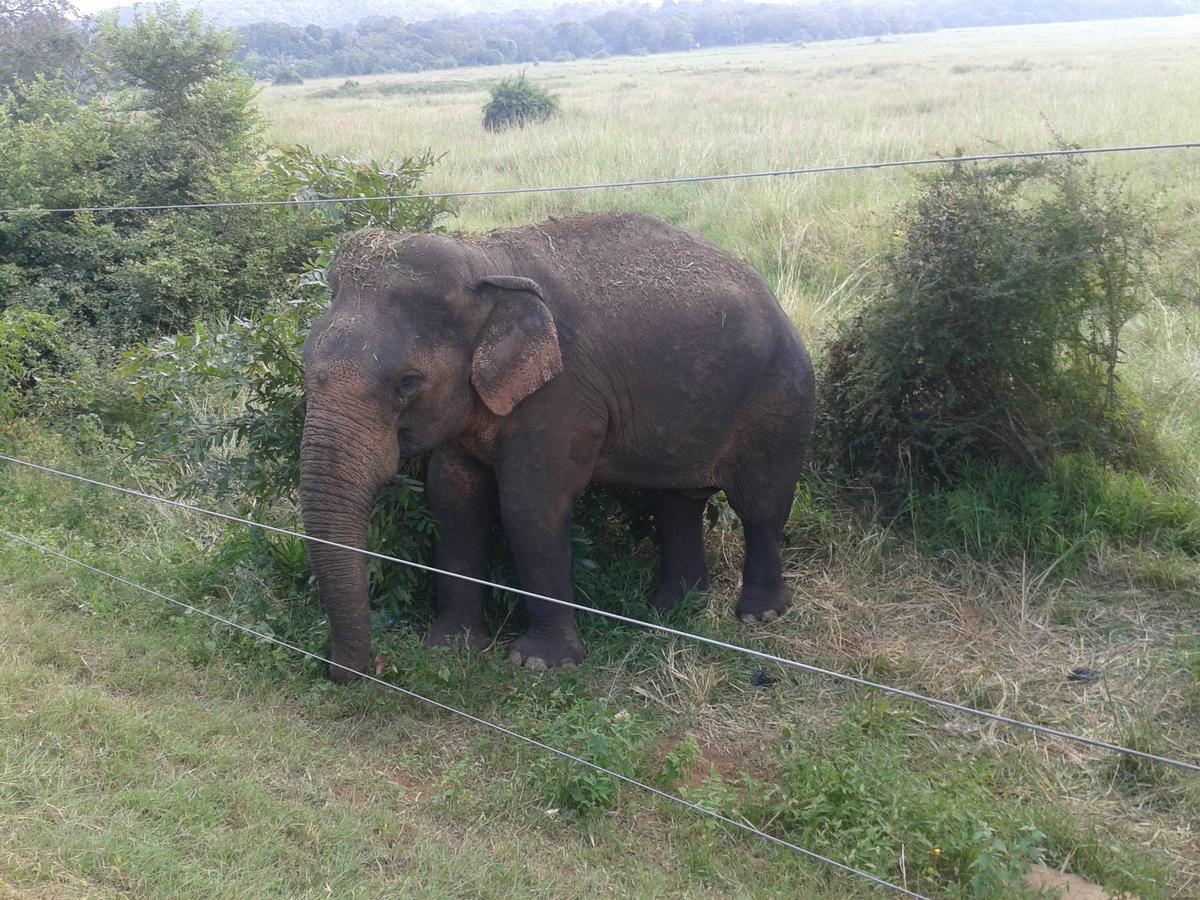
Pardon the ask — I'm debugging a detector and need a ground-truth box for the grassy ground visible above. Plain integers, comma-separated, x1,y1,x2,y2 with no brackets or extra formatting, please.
4,15,1200,898
3,425,1197,896
1,431,847,899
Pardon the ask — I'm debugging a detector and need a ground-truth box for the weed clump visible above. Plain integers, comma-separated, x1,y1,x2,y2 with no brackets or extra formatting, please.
819,155,1159,496
530,698,647,814
482,73,559,131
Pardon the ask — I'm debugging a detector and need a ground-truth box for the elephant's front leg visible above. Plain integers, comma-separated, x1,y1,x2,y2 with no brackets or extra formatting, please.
498,445,599,671
425,446,498,651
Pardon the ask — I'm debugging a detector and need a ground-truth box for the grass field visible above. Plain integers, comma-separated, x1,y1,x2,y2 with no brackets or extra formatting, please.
4,15,1200,898
263,16,1200,340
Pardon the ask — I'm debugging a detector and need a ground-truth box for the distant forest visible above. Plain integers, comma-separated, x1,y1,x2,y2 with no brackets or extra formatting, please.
238,0,1198,80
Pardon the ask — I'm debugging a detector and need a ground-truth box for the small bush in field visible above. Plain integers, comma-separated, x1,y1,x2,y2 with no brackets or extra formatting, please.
482,73,559,131
531,699,646,814
272,66,303,85
819,155,1159,495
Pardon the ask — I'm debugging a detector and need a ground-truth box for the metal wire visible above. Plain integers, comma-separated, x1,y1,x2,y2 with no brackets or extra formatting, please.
3,452,1197,775
0,526,928,899
1,142,1196,216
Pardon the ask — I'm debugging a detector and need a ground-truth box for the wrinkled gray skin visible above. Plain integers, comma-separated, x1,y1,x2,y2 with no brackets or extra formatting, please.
300,213,814,681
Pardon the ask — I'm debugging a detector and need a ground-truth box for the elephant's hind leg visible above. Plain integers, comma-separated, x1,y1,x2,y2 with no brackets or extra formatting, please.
647,489,711,612
721,456,801,624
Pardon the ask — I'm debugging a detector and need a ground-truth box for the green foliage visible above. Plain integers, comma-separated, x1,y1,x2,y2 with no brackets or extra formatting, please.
819,155,1160,495
271,66,303,85
310,78,367,98
907,454,1200,565
659,733,703,789
482,73,559,132
0,307,69,417
0,9,301,347
96,2,263,206
530,697,647,814
686,700,1046,896
0,0,86,91
230,0,1199,79
1034,806,1171,899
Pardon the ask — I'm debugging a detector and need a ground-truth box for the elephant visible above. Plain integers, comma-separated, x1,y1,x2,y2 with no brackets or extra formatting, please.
299,212,815,681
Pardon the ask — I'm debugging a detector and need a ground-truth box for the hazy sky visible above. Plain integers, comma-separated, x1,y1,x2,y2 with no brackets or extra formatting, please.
74,0,128,13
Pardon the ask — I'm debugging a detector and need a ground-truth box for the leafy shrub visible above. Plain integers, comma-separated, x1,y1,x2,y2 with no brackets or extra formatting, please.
0,307,70,417
530,698,647,814
819,155,1159,495
310,78,367,99
482,73,559,131
271,66,303,85
0,7,306,347
688,701,1046,896
659,733,703,788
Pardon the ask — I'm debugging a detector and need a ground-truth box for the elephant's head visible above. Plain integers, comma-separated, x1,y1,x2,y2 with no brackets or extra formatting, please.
298,229,562,680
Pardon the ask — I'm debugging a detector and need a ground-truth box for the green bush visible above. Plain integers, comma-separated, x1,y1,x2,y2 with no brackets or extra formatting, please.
819,155,1159,495
688,700,1046,896
0,5,308,347
530,698,647,814
271,66,303,85
0,307,70,417
482,73,559,131
309,78,367,99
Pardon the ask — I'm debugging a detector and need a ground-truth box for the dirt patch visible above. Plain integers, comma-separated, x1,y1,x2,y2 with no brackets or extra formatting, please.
657,734,759,789
1024,864,1115,898
374,765,431,797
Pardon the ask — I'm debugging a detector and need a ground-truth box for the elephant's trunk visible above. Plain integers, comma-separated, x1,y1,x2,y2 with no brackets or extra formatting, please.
299,405,398,683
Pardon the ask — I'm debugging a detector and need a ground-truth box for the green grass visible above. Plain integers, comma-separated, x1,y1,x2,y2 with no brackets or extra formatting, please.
0,432,845,898
4,16,1200,898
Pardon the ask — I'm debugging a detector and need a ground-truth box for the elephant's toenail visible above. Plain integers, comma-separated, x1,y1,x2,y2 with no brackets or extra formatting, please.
762,609,778,623
525,657,549,673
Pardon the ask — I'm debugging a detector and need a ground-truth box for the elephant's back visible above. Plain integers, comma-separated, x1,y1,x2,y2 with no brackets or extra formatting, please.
476,214,812,486
476,213,795,349
481,213,769,305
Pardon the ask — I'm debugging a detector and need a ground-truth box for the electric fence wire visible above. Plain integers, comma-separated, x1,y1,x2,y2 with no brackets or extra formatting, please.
0,525,930,899
3,453,1198,775
0,142,1196,216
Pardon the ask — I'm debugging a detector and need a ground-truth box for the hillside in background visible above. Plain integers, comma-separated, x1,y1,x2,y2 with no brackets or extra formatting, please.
228,0,1200,79
117,0,618,28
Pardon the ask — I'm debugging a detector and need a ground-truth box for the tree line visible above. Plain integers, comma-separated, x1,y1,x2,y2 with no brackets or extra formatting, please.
237,0,1197,80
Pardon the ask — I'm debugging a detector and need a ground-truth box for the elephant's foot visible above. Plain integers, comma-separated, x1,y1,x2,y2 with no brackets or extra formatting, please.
651,574,710,612
736,581,791,624
424,616,489,652
328,648,370,683
507,630,584,672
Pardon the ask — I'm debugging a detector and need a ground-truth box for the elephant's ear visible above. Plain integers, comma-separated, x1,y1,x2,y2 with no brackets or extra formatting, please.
470,276,563,416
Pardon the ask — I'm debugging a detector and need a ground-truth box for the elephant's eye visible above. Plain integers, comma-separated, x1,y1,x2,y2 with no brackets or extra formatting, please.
396,372,425,398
